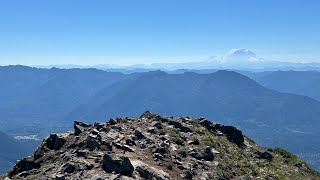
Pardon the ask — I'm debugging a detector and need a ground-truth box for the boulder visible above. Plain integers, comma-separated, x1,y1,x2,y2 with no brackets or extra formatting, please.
140,111,158,119
134,129,145,139
100,140,113,151
101,153,134,176
189,146,215,161
74,121,91,135
8,156,37,177
154,153,165,160
75,150,87,158
108,118,118,125
217,125,244,146
257,151,273,161
126,138,136,146
45,134,66,150
155,115,169,123
94,122,108,132
86,134,101,151
168,120,192,133
63,163,75,173
154,147,170,157
132,160,170,180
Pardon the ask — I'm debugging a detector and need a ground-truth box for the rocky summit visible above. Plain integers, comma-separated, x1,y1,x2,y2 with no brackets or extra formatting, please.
2,111,320,180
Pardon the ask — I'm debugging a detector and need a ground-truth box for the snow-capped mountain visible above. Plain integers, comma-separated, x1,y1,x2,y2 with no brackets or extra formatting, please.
223,49,263,62
206,49,264,66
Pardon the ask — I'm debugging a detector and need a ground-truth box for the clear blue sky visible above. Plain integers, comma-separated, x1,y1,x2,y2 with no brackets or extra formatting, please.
0,0,319,65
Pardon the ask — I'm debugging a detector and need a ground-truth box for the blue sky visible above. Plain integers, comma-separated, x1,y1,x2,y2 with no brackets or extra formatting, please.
0,0,319,65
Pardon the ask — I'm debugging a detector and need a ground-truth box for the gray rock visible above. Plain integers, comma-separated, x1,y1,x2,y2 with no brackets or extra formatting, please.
94,122,107,131
154,147,170,157
168,120,192,133
113,142,135,152
189,146,215,161
108,118,118,125
100,140,113,151
125,138,136,146
154,153,165,160
140,111,158,119
74,121,91,135
86,134,101,151
257,151,273,161
63,162,75,173
101,153,134,176
75,150,87,158
45,134,66,150
8,156,37,177
132,160,170,180
134,129,145,139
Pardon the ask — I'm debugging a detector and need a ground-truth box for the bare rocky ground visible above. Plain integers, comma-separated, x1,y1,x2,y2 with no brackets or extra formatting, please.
1,111,320,180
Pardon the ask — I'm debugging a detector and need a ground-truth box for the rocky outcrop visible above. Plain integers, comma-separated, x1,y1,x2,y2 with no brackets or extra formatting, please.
2,111,320,179
199,119,245,146
74,121,91,135
45,134,66,150
8,156,38,177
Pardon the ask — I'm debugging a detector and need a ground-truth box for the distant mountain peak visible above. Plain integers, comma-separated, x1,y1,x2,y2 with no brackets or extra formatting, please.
206,70,262,89
223,49,263,63
205,49,264,66
226,49,257,58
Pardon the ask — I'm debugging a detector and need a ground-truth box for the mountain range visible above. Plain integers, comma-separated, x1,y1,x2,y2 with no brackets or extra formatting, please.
37,49,320,71
0,65,320,173
245,70,320,101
